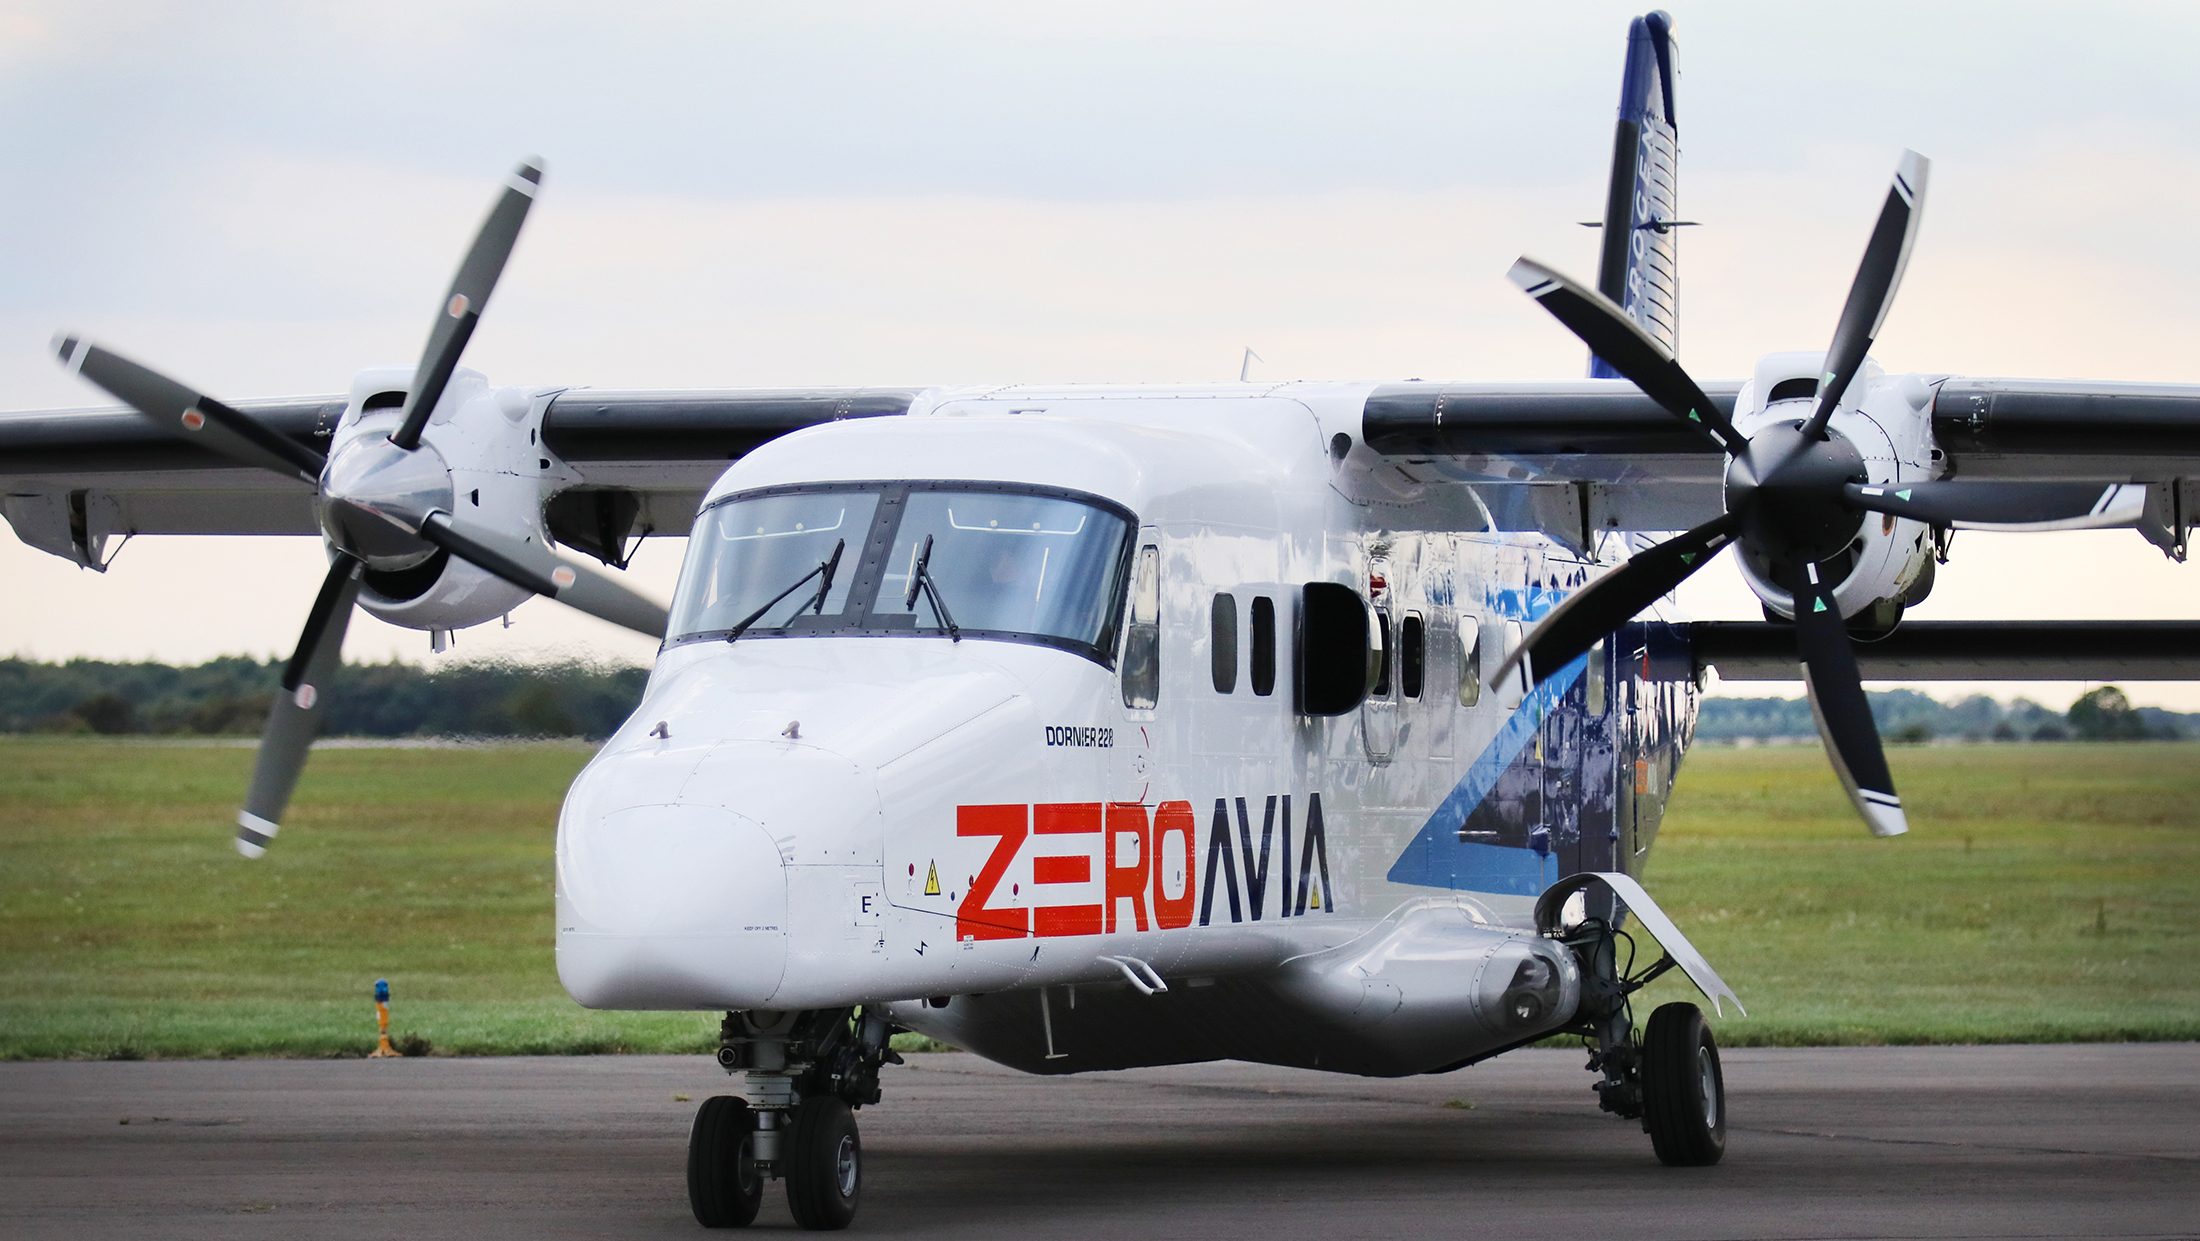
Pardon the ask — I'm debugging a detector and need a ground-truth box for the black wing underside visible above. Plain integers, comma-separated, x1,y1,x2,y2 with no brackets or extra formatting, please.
1693,621,2200,682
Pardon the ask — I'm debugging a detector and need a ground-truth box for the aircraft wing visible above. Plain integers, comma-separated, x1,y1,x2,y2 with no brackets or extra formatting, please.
0,387,920,564
1693,620,2200,682
1360,376,2200,553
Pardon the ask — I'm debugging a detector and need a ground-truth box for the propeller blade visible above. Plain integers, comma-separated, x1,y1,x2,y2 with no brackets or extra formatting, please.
1492,512,1745,688
1803,151,1931,441
53,335,325,484
1845,480,2145,531
1790,560,1907,837
1506,257,1747,455
389,159,544,451
416,511,668,639
237,554,363,857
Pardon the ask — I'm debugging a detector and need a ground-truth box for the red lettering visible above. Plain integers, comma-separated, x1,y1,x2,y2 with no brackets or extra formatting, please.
1151,799,1196,929
956,804,1029,941
1032,855,1089,884
1032,803,1102,937
1105,802,1151,933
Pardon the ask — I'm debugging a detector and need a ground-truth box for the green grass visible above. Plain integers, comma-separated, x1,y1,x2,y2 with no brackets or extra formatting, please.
1,737,2196,1058
1629,741,2200,1045
0,738,715,1058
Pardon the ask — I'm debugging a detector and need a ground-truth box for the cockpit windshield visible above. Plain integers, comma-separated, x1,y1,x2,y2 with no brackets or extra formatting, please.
668,482,1135,663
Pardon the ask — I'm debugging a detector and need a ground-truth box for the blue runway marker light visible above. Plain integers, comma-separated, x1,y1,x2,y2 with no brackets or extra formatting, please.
370,978,402,1058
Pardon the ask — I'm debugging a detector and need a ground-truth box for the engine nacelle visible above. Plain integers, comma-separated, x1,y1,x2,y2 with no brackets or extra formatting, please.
1731,351,1938,623
326,364,579,633
355,546,534,630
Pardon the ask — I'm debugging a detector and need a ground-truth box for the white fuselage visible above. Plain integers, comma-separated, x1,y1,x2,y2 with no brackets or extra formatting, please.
554,383,1699,1076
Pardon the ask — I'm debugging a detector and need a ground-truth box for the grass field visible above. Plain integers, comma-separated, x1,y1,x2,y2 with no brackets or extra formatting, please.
1,737,2195,1058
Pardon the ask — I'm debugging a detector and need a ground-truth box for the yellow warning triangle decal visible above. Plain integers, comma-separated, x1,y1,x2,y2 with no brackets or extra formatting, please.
924,862,941,896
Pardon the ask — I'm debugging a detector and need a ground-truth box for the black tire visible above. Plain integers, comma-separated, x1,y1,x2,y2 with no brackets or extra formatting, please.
1641,1001,1726,1166
785,1096,861,1231
688,1095,763,1228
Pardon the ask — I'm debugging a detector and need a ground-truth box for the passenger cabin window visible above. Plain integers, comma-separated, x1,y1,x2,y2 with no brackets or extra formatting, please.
1211,594,1238,693
1458,615,1482,706
1400,613,1425,699
1121,545,1160,709
1586,638,1608,715
667,481,1135,666
1373,614,1392,697
1249,595,1276,697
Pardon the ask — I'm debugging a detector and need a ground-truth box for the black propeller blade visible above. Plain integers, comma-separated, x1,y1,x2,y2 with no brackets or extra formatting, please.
237,554,364,857
1504,151,1944,838
1790,561,1907,836
1492,512,1744,688
55,336,325,483
1844,480,2145,530
1803,151,1929,441
1507,258,1748,455
389,159,542,451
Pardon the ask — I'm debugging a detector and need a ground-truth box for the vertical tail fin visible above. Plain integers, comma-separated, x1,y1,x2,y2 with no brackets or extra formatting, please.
1590,11,1682,377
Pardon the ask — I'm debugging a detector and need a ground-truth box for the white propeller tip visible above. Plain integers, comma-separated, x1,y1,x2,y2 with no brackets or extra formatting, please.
1506,257,1559,293
50,332,88,374
1864,802,1909,838
1895,150,1931,204
235,810,278,858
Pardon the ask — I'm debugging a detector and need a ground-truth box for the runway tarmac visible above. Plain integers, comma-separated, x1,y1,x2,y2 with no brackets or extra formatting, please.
4,1044,2196,1240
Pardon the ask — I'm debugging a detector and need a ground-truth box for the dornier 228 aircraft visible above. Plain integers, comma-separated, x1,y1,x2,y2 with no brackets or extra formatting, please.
10,10,2200,1232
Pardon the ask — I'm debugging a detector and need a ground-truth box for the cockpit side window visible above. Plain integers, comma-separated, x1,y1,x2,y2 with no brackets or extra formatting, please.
1120,544,1160,709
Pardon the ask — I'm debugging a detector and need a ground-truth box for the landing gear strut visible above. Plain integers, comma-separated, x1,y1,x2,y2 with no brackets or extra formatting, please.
688,1007,900,1230
1556,916,1726,1166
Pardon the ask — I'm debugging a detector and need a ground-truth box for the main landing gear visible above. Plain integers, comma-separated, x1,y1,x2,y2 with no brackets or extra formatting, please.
689,1008,900,1230
1556,917,1727,1166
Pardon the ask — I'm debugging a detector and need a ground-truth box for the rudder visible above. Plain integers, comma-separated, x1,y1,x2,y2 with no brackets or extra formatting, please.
1590,10,1682,376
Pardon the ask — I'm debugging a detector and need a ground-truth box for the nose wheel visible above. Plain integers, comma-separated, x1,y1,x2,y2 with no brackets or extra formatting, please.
688,1096,764,1228
785,1096,863,1230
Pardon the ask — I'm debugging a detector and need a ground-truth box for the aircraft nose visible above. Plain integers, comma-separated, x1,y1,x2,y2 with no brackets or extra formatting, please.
556,799,789,1009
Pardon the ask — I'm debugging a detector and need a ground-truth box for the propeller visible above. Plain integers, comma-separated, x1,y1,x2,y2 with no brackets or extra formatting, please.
1496,154,1948,836
55,158,669,857
1501,149,2165,833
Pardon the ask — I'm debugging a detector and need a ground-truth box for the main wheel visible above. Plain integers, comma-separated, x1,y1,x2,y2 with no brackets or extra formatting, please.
688,1095,764,1228
1641,1001,1726,1166
785,1096,861,1231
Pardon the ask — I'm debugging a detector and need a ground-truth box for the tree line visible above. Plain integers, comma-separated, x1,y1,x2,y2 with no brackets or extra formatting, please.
0,656,650,739
2,656,2186,744
1698,686,2190,744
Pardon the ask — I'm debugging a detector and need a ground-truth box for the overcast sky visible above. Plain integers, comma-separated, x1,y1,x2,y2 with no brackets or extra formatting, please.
6,1,2200,708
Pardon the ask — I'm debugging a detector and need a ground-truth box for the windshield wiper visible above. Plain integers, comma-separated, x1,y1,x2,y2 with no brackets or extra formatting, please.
726,539,844,642
902,533,960,642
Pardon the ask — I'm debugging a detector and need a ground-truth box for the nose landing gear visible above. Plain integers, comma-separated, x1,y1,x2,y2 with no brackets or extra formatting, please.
690,1007,899,1230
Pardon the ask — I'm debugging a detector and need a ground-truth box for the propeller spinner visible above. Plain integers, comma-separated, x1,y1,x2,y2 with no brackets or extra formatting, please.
54,159,668,857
